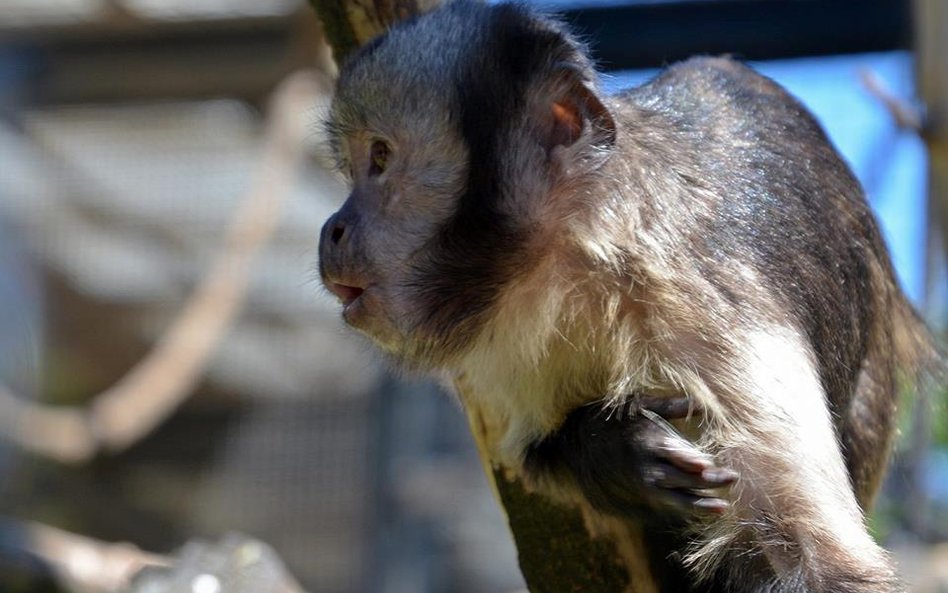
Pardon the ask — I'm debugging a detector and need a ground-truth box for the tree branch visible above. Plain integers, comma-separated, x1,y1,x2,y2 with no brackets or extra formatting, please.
0,71,320,464
0,517,167,593
306,0,440,65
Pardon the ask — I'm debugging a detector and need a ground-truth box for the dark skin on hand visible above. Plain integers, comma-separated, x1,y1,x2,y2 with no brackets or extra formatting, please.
527,396,738,517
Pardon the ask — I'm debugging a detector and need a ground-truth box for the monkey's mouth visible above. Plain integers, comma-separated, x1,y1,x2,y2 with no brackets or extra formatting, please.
327,282,365,307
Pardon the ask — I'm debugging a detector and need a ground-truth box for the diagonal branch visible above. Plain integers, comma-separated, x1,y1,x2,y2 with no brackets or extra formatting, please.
0,71,321,464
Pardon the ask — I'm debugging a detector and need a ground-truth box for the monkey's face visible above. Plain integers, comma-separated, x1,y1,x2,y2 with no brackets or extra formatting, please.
318,111,469,363
318,1,616,370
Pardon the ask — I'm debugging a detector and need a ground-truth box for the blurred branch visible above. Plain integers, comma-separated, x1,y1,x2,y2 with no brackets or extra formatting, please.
306,0,440,65
0,517,167,593
0,519,308,593
859,69,923,133
130,533,307,593
0,71,320,464
915,0,948,290
862,2,947,319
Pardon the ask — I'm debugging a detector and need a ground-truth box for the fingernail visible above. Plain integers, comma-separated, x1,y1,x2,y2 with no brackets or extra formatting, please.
701,468,739,483
694,499,729,514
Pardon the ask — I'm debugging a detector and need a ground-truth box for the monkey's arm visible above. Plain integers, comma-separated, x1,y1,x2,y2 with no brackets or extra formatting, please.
525,395,738,518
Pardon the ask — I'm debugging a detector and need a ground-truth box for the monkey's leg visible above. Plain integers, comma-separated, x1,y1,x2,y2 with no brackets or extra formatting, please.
526,395,738,517
839,353,898,510
700,329,901,593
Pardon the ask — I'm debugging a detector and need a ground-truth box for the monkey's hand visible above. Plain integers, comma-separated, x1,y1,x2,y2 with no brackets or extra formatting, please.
526,396,738,518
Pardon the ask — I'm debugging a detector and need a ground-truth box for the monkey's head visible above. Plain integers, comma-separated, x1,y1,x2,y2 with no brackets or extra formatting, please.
319,0,616,369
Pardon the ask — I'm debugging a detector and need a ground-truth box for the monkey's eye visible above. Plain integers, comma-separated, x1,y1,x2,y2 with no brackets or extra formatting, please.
369,140,391,177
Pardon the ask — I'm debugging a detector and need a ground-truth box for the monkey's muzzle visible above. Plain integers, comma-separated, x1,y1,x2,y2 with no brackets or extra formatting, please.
326,281,364,307
319,207,369,312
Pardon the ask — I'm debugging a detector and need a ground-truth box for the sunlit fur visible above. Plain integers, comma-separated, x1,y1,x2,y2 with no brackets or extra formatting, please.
320,2,937,592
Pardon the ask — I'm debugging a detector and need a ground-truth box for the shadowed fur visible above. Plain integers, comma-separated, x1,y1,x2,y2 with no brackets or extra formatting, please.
319,2,938,592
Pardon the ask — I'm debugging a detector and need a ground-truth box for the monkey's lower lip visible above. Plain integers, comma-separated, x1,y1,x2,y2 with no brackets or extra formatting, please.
328,282,365,306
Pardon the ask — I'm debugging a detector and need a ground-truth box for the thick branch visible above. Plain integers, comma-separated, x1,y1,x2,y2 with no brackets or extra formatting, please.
460,387,652,593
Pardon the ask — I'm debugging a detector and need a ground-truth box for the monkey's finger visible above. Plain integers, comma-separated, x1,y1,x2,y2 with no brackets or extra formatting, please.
658,489,731,516
647,462,738,491
637,395,700,420
691,496,731,515
653,437,718,472
701,467,740,486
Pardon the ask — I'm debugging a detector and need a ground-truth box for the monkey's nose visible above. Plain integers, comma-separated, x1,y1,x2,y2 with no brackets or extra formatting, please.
330,222,346,244
321,206,358,251
320,212,347,251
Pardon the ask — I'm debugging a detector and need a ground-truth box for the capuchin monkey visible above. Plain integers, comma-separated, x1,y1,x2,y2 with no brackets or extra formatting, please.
318,2,937,591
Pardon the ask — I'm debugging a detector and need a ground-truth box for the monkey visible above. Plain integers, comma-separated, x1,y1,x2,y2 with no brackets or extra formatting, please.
317,2,938,592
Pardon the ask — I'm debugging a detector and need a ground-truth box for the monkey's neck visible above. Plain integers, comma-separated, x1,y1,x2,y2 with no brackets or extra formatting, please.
451,252,657,467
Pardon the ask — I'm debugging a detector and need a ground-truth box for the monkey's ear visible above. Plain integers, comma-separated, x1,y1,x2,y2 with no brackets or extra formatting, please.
543,68,617,152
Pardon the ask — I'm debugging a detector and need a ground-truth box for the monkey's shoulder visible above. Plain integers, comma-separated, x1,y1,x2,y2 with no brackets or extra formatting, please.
652,56,785,99
620,56,822,141
617,55,862,207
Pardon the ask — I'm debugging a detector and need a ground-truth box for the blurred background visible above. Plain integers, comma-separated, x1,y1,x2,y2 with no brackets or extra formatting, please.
0,0,944,592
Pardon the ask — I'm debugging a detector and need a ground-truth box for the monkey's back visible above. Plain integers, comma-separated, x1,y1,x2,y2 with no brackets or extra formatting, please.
617,57,922,504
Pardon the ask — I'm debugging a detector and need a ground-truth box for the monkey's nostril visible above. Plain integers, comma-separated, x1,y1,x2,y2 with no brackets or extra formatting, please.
331,224,345,244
